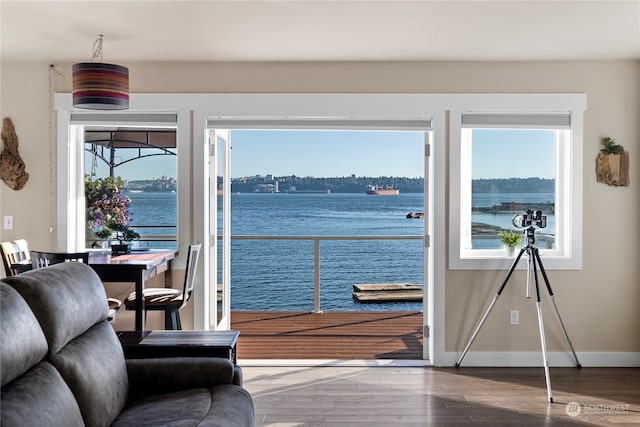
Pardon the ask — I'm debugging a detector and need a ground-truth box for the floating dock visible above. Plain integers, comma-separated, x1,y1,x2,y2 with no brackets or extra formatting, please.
352,283,423,303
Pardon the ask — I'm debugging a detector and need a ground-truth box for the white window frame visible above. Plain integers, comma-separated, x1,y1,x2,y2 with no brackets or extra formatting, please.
55,106,194,311
460,120,568,257
55,92,585,365
449,103,585,270
61,112,183,250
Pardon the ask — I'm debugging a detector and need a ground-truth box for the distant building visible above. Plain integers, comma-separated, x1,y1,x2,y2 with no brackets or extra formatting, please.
254,183,277,193
125,177,177,192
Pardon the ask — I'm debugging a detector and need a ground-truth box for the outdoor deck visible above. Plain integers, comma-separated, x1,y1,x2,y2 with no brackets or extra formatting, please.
230,310,424,360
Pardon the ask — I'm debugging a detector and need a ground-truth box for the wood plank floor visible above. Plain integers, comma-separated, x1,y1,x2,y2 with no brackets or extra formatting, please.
243,366,640,426
231,310,423,360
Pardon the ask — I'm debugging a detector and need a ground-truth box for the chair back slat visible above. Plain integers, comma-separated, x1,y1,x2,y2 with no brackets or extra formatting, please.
30,251,89,269
1,239,30,276
180,243,201,310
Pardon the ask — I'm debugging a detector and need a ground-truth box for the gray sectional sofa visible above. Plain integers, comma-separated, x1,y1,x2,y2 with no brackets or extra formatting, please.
0,262,254,426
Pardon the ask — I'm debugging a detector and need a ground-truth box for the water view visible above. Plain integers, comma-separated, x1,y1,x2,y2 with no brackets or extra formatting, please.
129,192,425,311
127,191,555,311
472,193,556,249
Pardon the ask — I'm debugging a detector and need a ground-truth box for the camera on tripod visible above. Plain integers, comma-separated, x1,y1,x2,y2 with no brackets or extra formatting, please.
512,209,547,229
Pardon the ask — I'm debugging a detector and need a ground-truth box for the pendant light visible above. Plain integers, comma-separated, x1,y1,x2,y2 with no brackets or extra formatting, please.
73,35,129,110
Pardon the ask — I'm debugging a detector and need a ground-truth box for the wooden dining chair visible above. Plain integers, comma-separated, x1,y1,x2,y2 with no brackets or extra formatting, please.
30,251,90,269
124,243,201,330
1,239,30,276
29,250,122,322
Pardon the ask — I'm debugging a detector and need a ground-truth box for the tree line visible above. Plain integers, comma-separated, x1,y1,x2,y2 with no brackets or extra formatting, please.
472,178,554,193
229,175,554,194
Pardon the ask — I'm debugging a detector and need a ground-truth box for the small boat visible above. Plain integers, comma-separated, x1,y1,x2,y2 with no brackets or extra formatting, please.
366,184,400,195
406,212,424,219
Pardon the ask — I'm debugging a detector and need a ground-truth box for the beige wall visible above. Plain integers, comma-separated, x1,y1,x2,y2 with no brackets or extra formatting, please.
2,60,638,354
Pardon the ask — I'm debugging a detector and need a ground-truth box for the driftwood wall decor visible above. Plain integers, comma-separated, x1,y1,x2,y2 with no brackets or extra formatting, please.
0,117,29,190
596,152,630,187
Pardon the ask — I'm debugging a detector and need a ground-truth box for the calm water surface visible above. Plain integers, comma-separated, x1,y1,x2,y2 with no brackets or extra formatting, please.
130,192,425,311
127,191,554,311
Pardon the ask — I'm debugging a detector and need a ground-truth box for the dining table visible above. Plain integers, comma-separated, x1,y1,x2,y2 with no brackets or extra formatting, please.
11,249,177,331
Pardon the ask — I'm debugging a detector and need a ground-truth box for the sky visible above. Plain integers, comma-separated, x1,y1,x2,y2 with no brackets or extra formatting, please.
471,129,556,179
229,130,425,178
86,129,555,181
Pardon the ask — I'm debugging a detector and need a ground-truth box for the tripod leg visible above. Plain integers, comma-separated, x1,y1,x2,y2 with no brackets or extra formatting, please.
456,248,526,367
535,302,553,403
532,249,553,403
533,250,582,368
455,294,499,367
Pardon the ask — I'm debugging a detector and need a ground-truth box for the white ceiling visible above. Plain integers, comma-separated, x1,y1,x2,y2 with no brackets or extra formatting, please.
1,0,639,63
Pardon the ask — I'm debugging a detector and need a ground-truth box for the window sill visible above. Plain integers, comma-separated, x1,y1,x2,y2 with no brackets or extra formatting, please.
450,253,582,271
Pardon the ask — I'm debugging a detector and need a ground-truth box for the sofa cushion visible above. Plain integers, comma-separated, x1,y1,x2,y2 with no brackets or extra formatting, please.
202,385,256,427
50,321,129,427
0,281,48,386
126,357,235,402
1,362,84,427
4,262,109,354
112,385,255,427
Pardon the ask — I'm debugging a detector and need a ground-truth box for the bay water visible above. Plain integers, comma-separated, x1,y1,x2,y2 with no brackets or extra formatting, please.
128,191,554,311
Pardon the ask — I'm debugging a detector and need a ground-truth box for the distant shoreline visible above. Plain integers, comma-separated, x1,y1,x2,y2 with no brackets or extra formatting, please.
472,202,554,214
124,176,553,195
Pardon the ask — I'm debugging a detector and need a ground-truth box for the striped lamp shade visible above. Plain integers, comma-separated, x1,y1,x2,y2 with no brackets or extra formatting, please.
72,62,129,110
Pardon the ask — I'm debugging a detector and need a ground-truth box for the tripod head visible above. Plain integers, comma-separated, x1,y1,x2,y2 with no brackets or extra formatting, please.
524,226,537,247
513,209,547,249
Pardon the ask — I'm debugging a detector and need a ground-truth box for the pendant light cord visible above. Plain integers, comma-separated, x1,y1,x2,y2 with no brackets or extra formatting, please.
91,35,104,62
48,64,66,249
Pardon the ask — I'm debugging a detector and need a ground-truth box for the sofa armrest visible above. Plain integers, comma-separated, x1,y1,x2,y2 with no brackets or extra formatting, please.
126,357,236,402
233,364,243,386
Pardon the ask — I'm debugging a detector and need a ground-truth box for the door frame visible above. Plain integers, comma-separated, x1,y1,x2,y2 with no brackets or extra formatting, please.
56,93,445,364
208,128,232,330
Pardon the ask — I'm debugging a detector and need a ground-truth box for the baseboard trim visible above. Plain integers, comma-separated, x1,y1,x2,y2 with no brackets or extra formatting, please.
440,351,640,367
238,359,432,367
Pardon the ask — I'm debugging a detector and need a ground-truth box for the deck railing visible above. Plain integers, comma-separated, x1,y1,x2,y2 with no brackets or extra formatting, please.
130,225,178,247
225,233,554,312
91,227,553,312
227,235,425,313
86,225,178,249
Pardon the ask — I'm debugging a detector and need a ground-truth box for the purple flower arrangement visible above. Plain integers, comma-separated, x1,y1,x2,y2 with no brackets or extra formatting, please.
86,176,140,243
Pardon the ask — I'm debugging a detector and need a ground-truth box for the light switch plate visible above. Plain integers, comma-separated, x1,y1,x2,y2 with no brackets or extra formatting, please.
510,310,519,325
3,215,13,230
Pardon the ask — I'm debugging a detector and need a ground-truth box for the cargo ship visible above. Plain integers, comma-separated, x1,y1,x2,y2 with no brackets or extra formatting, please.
365,185,400,195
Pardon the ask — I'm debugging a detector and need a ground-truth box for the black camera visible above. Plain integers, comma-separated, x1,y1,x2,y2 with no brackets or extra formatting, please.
512,209,547,229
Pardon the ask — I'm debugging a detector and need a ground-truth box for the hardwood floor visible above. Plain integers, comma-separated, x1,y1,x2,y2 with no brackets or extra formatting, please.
231,310,424,360
242,366,640,426
232,311,639,425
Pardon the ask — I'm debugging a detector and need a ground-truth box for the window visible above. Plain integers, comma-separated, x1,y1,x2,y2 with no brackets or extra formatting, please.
63,112,181,252
450,111,583,270
84,127,178,249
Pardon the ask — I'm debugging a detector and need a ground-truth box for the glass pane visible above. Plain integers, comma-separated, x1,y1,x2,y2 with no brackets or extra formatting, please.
470,129,556,250
228,129,425,312
84,127,177,250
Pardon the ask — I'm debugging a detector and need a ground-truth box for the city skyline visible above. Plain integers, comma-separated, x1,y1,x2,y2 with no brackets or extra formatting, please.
86,129,554,181
230,130,425,179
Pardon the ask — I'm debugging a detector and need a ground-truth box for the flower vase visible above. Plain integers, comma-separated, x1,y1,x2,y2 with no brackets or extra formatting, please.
504,245,517,257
